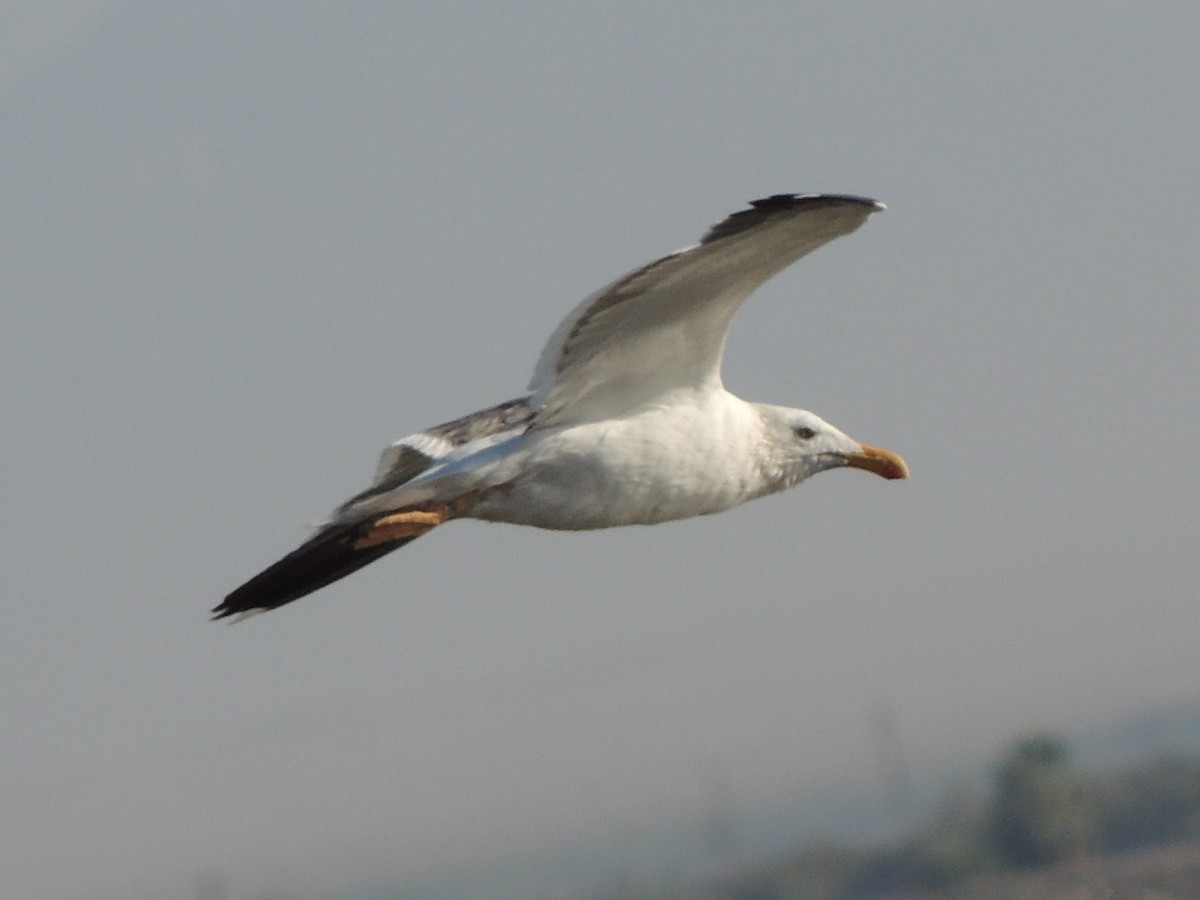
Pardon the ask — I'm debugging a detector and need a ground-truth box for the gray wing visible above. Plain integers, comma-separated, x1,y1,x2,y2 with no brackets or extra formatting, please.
339,396,535,511
527,194,883,427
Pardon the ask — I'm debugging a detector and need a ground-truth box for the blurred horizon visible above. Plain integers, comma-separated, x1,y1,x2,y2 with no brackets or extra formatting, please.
171,696,1200,898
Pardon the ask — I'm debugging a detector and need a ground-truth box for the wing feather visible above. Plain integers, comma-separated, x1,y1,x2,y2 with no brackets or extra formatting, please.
212,521,416,618
343,397,535,510
528,194,882,427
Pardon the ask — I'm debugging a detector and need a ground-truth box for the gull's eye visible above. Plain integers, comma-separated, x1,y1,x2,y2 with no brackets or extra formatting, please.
793,426,817,441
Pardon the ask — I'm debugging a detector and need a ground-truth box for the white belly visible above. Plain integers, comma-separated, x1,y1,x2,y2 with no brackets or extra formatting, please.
469,399,769,530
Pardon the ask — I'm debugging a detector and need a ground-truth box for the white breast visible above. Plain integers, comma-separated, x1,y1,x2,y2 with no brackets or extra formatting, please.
470,391,770,530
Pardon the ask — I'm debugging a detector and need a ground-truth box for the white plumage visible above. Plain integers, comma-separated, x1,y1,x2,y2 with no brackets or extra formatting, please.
216,193,907,619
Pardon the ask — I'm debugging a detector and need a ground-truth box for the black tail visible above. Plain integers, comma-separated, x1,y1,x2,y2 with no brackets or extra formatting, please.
212,522,418,619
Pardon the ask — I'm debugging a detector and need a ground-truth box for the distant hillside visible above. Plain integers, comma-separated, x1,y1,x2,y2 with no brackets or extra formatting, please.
1071,697,1200,768
344,697,1200,900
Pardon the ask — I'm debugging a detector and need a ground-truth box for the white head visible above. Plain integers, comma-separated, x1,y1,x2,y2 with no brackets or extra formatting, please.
754,403,908,492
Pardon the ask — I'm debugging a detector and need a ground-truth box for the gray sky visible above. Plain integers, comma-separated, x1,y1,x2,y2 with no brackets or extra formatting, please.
3,3,1199,898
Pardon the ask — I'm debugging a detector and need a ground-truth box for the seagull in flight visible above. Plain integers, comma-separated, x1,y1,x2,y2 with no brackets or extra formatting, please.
215,193,907,619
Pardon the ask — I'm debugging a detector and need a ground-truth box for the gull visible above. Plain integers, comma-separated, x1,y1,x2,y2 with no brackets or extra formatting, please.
214,193,907,619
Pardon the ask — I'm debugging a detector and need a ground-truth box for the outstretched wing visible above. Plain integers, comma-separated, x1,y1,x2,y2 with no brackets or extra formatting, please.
214,398,534,618
527,194,883,427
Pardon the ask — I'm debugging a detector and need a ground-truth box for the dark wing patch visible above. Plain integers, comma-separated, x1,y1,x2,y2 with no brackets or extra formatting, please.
216,494,491,618
213,520,418,618
425,396,536,446
342,396,536,509
701,193,881,244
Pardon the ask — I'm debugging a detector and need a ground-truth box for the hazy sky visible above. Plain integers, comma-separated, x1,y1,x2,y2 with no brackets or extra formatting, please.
3,3,1198,898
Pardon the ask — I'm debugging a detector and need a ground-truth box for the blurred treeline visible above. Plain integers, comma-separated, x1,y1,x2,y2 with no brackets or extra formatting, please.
597,734,1200,900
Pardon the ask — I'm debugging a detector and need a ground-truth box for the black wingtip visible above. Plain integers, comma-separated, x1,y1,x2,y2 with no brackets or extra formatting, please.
703,193,883,244
749,192,882,211
213,523,413,620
